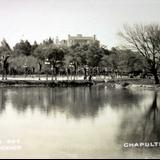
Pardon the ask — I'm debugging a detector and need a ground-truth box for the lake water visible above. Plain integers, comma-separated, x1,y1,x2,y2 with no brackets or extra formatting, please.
0,86,159,158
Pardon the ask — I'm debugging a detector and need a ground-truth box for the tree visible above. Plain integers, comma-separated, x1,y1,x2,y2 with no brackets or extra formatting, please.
33,43,49,80
119,24,160,84
42,37,54,46
65,44,86,79
14,40,32,56
87,44,104,68
31,41,38,55
100,47,124,78
66,44,107,79
0,39,12,80
9,55,38,76
47,46,65,79
34,42,66,80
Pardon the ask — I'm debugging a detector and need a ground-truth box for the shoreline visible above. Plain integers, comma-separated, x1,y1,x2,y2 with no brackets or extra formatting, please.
105,78,160,90
0,78,160,90
0,80,94,87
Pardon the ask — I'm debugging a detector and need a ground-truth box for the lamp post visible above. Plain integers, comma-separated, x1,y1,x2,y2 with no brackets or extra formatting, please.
38,62,42,81
51,65,54,81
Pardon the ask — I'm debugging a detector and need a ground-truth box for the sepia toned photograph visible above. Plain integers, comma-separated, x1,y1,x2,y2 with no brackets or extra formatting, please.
0,0,160,159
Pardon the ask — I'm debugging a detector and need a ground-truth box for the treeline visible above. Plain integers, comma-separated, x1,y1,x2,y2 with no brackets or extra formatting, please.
0,38,147,80
0,38,147,79
1,24,160,84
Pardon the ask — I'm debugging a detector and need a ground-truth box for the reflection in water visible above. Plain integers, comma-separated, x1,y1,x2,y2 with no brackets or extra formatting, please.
0,88,6,113
118,91,160,144
8,87,108,119
0,86,159,158
4,86,143,119
104,88,143,109
143,92,160,141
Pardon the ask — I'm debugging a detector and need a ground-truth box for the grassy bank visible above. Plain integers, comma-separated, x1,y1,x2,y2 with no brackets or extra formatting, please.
106,78,160,89
0,78,160,89
0,80,93,87
107,78,155,85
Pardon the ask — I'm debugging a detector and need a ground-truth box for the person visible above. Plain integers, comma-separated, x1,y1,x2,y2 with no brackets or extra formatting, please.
88,74,93,82
84,75,87,80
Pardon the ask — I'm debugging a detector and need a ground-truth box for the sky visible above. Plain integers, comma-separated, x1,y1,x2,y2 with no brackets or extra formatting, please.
0,0,160,48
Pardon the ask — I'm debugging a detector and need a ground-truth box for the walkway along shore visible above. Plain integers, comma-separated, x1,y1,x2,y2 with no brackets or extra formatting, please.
0,76,160,90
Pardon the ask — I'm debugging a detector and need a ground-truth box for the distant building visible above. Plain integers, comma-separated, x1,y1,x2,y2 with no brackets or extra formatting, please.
67,34,99,46
55,34,100,47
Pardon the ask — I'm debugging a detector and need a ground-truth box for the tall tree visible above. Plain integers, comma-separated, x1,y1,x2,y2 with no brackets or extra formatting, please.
0,39,12,80
31,41,38,55
119,24,160,84
14,40,32,56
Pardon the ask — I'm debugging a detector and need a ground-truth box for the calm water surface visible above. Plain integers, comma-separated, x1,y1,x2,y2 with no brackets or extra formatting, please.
0,86,159,158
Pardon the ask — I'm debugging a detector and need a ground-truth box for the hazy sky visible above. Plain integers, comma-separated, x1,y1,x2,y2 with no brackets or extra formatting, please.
0,0,160,48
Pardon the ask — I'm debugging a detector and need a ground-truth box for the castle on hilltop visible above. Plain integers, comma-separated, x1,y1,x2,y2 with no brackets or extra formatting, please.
55,34,100,47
